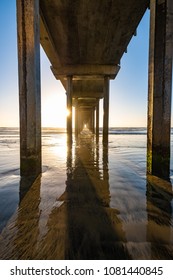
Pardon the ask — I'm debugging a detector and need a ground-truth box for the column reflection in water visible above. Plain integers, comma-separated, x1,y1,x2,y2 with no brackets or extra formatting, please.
146,175,173,259
0,175,41,259
65,135,130,259
0,136,131,259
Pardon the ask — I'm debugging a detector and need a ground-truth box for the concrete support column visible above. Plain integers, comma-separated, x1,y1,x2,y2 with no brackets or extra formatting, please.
96,100,100,141
75,98,79,138
17,0,41,176
67,76,73,144
92,108,95,134
78,109,82,133
103,76,110,144
147,0,173,179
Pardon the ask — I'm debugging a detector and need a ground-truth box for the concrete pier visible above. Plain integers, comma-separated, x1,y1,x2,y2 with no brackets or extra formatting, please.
66,76,73,144
92,108,95,134
8,0,173,262
75,98,79,137
17,0,41,176
96,100,100,141
147,0,173,179
103,77,110,144
15,0,173,180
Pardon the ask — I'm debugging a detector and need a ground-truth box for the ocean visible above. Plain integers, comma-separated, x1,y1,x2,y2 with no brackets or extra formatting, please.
0,127,173,259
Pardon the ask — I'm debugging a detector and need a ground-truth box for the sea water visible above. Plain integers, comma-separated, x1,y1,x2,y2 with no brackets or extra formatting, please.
0,127,173,259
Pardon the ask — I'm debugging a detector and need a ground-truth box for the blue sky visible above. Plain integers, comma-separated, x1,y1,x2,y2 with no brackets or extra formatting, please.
0,1,168,128
110,9,150,127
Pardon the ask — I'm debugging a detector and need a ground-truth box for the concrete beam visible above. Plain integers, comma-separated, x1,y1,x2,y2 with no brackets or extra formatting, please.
78,106,95,109
147,0,173,179
72,91,104,98
40,12,61,68
51,64,120,80
17,0,41,176
70,80,105,96
77,98,97,106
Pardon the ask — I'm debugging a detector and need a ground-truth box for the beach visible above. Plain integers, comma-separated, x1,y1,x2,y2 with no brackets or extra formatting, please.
0,127,173,259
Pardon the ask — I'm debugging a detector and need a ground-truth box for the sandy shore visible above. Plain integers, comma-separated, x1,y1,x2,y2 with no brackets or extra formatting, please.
0,132,173,259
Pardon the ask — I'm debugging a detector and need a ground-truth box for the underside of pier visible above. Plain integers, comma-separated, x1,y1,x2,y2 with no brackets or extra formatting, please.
39,0,149,141
16,0,173,179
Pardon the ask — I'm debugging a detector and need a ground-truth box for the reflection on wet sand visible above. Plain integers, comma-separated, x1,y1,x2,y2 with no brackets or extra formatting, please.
0,175,41,259
146,175,173,259
0,134,173,259
64,137,129,259
0,135,129,259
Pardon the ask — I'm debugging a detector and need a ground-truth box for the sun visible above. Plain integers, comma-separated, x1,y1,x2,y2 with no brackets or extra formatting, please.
66,109,70,117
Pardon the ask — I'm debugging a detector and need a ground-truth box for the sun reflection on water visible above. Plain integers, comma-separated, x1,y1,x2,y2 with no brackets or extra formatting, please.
0,131,173,260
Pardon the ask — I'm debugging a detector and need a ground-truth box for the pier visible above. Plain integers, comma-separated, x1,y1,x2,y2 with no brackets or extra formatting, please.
1,0,173,260
16,0,173,179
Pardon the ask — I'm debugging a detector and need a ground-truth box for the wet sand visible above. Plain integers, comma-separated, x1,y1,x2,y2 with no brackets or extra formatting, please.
0,130,173,259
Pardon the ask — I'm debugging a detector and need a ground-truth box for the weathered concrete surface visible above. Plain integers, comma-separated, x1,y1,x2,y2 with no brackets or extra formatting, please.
17,0,41,176
51,64,119,79
66,76,73,143
147,0,173,179
96,100,100,140
40,0,149,65
75,98,79,137
103,77,110,144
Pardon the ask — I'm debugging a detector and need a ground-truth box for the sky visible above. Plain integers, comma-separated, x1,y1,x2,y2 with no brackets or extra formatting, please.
0,1,170,128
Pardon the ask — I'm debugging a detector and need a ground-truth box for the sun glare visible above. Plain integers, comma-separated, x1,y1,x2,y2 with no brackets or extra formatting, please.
42,94,67,127
66,109,70,117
